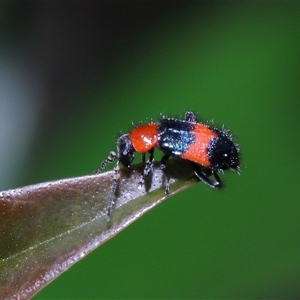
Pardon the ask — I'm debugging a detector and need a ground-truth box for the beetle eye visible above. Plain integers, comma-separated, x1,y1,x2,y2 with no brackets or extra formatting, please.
117,134,135,167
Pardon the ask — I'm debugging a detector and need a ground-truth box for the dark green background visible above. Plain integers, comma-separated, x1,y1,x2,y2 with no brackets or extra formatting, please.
1,2,300,299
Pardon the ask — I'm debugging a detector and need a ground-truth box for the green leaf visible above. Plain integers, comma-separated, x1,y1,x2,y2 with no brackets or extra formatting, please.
0,161,197,300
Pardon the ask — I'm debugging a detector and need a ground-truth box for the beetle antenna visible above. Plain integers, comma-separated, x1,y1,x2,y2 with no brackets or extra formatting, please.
94,151,117,174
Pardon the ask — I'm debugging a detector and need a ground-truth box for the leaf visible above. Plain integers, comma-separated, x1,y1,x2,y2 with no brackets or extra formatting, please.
0,160,198,300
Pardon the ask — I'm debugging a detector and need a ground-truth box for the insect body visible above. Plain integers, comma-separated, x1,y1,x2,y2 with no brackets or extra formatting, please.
95,111,239,216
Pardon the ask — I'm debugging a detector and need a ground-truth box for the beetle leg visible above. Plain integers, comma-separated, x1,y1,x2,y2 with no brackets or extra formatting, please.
160,154,170,194
192,163,222,188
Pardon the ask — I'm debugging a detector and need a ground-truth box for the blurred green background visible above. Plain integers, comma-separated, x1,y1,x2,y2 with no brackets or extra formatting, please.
1,2,300,299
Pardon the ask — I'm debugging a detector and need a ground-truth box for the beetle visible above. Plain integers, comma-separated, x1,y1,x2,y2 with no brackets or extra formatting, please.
95,111,240,216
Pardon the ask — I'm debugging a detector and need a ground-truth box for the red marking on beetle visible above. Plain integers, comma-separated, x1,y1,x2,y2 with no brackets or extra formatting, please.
180,124,218,167
129,124,158,153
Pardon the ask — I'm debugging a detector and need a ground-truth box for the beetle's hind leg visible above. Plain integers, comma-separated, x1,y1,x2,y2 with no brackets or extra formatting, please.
192,163,222,188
